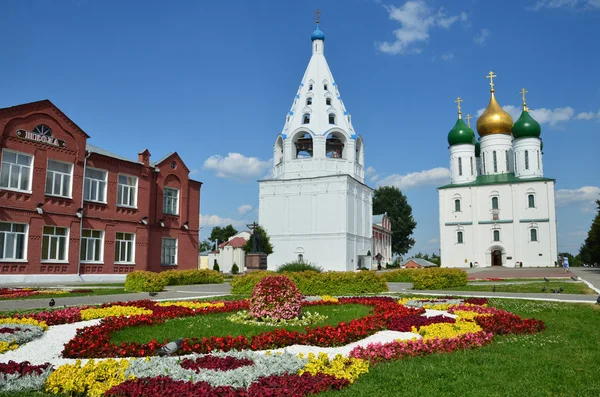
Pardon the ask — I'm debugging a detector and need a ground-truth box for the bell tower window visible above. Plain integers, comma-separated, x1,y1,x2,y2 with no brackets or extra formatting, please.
309,84,313,91
326,98,331,106
306,98,312,105
326,133,345,159
328,113,336,124
295,133,313,158
302,114,310,124
324,84,328,91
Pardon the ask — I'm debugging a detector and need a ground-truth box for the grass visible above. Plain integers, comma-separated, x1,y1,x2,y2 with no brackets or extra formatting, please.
318,298,600,397
440,281,596,295
111,303,372,345
0,288,129,301
467,277,567,283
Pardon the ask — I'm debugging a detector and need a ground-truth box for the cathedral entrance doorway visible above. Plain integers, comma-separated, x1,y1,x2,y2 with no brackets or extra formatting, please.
491,250,502,266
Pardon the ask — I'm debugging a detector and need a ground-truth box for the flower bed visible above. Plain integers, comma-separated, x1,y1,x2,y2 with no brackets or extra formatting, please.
0,295,547,396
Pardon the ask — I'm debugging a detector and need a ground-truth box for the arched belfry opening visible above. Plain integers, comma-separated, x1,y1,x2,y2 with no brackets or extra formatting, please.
275,136,283,165
294,132,313,158
326,132,345,159
355,137,364,166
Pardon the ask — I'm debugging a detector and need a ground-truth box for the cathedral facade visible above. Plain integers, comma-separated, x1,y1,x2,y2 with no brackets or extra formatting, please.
438,74,558,268
259,23,373,271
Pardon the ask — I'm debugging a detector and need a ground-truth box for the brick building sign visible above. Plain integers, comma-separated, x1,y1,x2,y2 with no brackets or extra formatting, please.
15,125,67,148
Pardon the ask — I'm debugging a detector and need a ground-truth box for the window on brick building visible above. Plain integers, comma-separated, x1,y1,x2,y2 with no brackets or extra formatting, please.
161,238,177,265
0,222,27,260
80,230,103,263
163,187,179,215
84,168,107,203
45,159,73,198
115,232,135,263
117,174,137,207
0,150,33,192
42,226,68,262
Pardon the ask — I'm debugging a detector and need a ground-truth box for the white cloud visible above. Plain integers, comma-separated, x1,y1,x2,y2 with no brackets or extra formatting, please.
441,51,454,61
237,204,253,215
529,0,600,10
476,105,575,126
200,214,237,228
189,168,200,176
366,166,380,182
203,153,271,181
473,29,491,45
556,186,600,210
575,110,600,120
427,238,440,244
377,1,468,55
377,167,451,190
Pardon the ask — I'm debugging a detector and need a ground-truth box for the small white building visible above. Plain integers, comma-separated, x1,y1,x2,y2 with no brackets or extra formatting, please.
207,231,250,273
259,22,373,272
438,76,558,268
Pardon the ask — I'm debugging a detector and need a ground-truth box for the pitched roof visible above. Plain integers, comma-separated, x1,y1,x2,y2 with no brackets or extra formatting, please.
218,237,247,249
438,173,555,189
151,152,176,167
373,214,385,226
402,258,438,268
86,143,141,165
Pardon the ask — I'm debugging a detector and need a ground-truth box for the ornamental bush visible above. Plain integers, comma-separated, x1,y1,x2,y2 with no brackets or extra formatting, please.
231,263,239,274
411,268,468,290
249,275,303,320
277,261,323,273
381,269,421,282
231,271,388,295
124,271,167,293
159,269,224,286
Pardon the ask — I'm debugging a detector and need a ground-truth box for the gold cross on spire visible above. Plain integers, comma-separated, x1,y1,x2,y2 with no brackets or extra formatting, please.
520,87,528,111
455,96,463,118
486,71,497,92
315,9,321,25
466,114,472,128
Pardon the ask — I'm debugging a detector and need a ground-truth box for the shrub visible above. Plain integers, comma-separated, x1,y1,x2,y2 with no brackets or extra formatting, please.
249,275,303,320
411,268,468,290
277,261,323,273
160,269,224,286
381,269,421,282
231,263,239,275
213,260,220,272
231,271,388,295
124,271,167,292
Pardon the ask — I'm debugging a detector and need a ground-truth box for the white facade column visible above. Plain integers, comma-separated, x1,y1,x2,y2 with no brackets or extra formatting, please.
514,137,543,178
480,134,513,175
450,144,476,184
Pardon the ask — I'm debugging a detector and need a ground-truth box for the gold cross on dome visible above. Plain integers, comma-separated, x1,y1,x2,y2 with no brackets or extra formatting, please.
486,71,497,91
455,96,463,117
315,9,321,24
520,87,528,110
466,114,472,128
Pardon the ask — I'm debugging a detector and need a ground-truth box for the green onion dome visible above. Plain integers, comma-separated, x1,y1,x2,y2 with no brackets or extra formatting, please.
512,110,541,139
448,118,475,146
472,136,481,157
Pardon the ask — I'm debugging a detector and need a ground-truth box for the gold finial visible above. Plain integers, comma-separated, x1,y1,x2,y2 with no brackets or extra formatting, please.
520,88,528,111
486,71,497,92
466,114,472,128
455,96,463,118
315,9,321,25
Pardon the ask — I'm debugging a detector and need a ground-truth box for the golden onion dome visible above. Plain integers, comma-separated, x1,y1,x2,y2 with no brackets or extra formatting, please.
476,91,513,137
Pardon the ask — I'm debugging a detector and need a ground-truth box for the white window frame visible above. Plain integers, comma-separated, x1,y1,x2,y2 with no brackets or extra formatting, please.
527,193,536,209
41,226,69,263
84,167,108,203
163,187,179,215
0,149,33,193
457,231,464,244
114,232,135,264
493,229,501,242
0,222,28,261
117,174,138,208
45,159,73,198
161,237,178,266
453,198,461,212
529,228,538,242
80,229,104,263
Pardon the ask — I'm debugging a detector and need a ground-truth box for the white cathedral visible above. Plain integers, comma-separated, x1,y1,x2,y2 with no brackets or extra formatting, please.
438,73,558,268
259,22,374,271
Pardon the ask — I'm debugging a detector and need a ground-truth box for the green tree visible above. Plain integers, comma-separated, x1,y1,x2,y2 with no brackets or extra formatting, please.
198,239,213,252
243,225,274,256
209,225,238,245
579,199,600,264
373,186,417,256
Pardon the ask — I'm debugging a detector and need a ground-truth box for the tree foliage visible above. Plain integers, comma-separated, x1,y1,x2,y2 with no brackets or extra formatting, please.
243,225,274,256
373,186,417,256
579,199,600,264
209,225,238,245
198,239,213,253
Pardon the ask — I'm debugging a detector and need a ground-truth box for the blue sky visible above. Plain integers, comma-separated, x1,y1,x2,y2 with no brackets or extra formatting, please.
1,0,599,257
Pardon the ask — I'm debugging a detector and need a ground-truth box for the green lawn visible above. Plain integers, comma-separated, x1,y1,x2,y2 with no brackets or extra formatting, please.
468,277,567,283
110,303,372,344
0,288,129,301
440,281,596,295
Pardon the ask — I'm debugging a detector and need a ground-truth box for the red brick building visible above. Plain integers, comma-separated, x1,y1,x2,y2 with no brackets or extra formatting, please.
0,100,201,281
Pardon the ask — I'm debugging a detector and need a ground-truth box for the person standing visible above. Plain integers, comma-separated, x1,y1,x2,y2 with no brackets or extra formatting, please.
563,256,570,273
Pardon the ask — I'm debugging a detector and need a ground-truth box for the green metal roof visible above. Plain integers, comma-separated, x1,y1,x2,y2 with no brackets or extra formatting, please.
438,173,555,189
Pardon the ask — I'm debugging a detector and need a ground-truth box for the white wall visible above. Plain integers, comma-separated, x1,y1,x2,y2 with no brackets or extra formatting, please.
439,180,557,267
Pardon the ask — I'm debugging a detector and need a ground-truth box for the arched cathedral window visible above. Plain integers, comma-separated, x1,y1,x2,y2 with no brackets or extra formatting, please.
458,158,463,176
457,231,464,244
525,150,529,170
491,196,499,210
493,151,498,173
326,133,345,159
295,133,313,158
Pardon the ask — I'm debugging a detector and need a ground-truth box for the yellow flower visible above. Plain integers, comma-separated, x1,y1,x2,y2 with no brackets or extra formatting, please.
412,319,483,340
321,296,339,303
0,341,19,354
80,306,152,320
0,318,48,330
45,359,132,397
453,310,492,321
298,352,369,383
